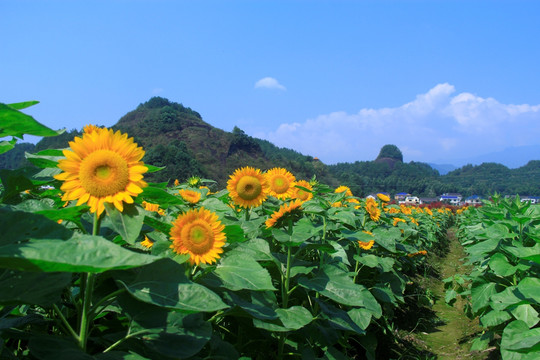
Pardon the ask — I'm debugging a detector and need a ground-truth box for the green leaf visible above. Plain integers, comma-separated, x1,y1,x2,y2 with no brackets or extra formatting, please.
348,307,373,330
0,138,17,155
0,234,160,273
316,299,365,335
471,280,498,313
226,291,278,320
298,265,382,317
140,186,183,206
0,269,71,306
145,164,165,173
0,207,72,246
104,203,145,245
25,151,63,168
115,258,227,312
511,304,540,328
490,286,525,311
518,277,540,303
0,169,33,202
143,215,172,234
253,306,313,332
28,336,93,359
354,254,395,273
7,100,39,110
223,224,246,243
479,309,512,327
228,237,273,261
470,331,494,351
0,102,64,138
119,294,212,359
501,320,540,352
215,254,276,291
489,252,517,277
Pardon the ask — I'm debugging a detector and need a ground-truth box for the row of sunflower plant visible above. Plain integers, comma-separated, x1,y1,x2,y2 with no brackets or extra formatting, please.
445,195,540,359
0,102,453,359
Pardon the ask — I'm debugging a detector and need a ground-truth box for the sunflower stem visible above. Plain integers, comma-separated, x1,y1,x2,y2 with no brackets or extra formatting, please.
79,212,100,350
53,304,79,342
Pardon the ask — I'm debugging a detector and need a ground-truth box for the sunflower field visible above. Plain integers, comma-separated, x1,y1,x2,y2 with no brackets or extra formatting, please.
2,102,456,359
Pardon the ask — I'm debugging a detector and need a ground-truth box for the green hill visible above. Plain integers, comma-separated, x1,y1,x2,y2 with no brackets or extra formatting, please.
2,97,539,197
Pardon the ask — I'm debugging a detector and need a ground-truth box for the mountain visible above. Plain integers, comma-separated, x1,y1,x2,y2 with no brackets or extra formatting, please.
428,163,457,175
111,97,337,187
446,144,540,169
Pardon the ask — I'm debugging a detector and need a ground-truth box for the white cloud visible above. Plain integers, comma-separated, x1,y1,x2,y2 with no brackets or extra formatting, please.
258,83,540,164
254,77,286,91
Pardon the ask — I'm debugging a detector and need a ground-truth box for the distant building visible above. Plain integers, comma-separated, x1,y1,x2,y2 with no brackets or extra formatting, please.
400,196,421,205
394,192,410,202
440,193,462,205
419,197,438,204
520,196,539,204
465,195,482,205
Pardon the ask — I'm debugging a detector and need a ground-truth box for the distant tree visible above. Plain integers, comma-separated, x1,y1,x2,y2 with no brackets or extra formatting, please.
144,140,205,183
376,144,403,162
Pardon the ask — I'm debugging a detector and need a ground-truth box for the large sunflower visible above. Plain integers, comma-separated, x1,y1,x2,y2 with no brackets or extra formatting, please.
227,167,268,208
170,207,226,265
54,127,148,215
265,199,303,228
265,167,296,200
292,180,313,202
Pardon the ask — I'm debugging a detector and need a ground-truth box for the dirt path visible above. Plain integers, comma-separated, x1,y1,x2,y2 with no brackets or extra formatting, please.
415,228,488,360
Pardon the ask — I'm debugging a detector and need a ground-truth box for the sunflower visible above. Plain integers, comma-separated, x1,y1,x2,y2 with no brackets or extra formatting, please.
358,240,375,250
227,167,268,208
170,207,226,265
179,189,201,204
265,199,303,228
335,185,353,197
187,176,202,187
54,127,148,216
407,250,427,258
174,179,180,186
425,207,433,216
292,180,313,202
142,201,165,215
377,193,390,202
141,235,155,249
83,124,104,134
265,167,296,200
365,198,381,222
393,217,406,226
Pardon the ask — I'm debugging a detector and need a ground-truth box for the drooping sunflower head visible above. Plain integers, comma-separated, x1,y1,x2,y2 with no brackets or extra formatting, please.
365,198,381,222
265,168,296,200
142,201,165,215
179,189,201,204
265,199,303,228
292,180,313,202
169,207,226,266
227,167,268,208
335,185,353,197
141,235,155,249
377,193,390,202
54,127,148,216
358,240,375,250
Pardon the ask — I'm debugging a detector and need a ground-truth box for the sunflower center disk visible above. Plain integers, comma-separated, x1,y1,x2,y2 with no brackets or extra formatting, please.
79,150,130,197
184,221,214,254
272,176,289,194
236,176,262,200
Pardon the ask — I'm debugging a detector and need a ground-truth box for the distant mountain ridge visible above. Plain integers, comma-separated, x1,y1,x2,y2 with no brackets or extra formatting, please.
1,97,539,197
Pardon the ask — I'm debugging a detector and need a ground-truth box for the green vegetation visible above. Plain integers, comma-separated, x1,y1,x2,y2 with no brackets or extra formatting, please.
2,97,539,197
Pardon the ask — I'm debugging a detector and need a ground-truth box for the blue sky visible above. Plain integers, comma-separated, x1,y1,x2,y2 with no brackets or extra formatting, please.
2,0,540,165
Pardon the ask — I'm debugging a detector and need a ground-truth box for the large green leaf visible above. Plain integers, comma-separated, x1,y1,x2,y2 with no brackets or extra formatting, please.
253,306,313,332
0,169,34,202
28,336,93,359
119,294,212,359
0,102,64,138
511,304,540,328
479,309,512,327
501,320,540,352
489,253,517,277
471,280,498,313
115,259,228,312
227,237,273,261
0,207,72,246
490,286,525,311
0,234,160,273
25,151,64,168
104,203,145,245
298,265,382,317
316,299,365,335
0,269,71,306
215,254,276,291
517,277,540,303
226,291,278,320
